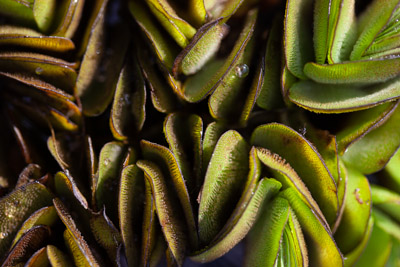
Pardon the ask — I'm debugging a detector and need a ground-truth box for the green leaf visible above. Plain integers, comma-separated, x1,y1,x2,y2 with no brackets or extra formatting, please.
75,0,129,116
350,0,399,60
173,19,227,76
334,167,371,254
145,0,196,48
380,148,400,193
373,208,400,241
136,160,188,266
327,0,357,63
118,164,144,267
208,10,257,121
288,78,400,113
25,247,49,267
0,182,53,257
90,209,122,261
244,197,290,266
110,57,146,141
95,142,126,221
201,122,226,177
198,130,249,245
191,178,281,263
2,225,50,266
129,0,178,69
182,9,257,102
47,245,73,267
54,198,102,266
343,216,373,267
137,43,180,113
251,123,338,226
284,0,314,79
343,101,400,174
371,185,400,223
164,113,203,201
354,218,392,267
304,59,400,84
0,52,77,92
280,188,344,266
189,0,206,26
11,206,57,247
0,25,75,52
52,0,85,38
336,102,397,154
140,140,197,249
256,14,285,110
255,147,328,228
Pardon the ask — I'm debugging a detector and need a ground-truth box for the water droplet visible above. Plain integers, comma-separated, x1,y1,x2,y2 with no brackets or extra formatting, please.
95,50,101,55
235,64,249,78
35,67,43,75
104,159,110,166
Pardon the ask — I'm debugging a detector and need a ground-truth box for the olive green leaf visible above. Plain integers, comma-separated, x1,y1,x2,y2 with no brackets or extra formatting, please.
373,208,400,241
173,19,228,76
251,123,338,225
334,167,371,254
0,0,56,33
118,164,144,266
137,43,180,113
140,141,197,249
284,0,314,79
256,14,285,111
350,0,400,60
342,101,400,174
141,178,160,266
89,209,122,262
53,198,102,266
110,57,146,141
75,0,129,116
11,206,57,247
15,164,42,188
354,216,393,267
327,0,357,63
0,25,75,52
136,160,188,266
207,0,244,22
380,147,400,193
25,247,48,267
244,197,290,266
201,122,226,177
52,0,85,38
189,0,206,26
303,58,400,84
95,141,126,221
191,178,281,263
2,225,51,267
255,147,328,228
0,182,53,257
198,130,249,245
371,185,400,222
208,10,257,122
47,245,73,267
280,188,344,266
182,8,257,102
164,113,203,201
144,0,196,48
129,0,179,70
288,77,400,113
343,216,373,267
336,102,397,154
0,52,77,92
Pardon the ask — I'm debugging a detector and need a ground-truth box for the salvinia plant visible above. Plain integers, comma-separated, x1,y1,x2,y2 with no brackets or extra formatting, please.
0,0,399,266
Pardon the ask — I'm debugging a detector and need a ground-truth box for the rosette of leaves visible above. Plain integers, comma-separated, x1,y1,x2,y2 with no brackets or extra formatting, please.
283,0,400,113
